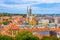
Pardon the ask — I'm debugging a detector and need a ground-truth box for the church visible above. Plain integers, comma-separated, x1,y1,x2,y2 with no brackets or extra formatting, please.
25,6,37,26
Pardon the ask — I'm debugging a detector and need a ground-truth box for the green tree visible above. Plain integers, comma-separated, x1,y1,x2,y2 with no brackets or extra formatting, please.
2,22,8,25
15,31,40,40
41,36,51,40
3,35,13,40
41,36,60,40
0,34,13,40
58,38,60,40
50,36,59,40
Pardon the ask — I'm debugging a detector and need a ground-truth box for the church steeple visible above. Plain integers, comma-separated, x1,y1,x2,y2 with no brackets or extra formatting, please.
27,6,32,17
27,6,29,17
29,6,32,16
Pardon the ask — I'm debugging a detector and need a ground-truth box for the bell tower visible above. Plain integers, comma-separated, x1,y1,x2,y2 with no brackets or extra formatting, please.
27,6,29,17
27,6,32,17
29,6,32,16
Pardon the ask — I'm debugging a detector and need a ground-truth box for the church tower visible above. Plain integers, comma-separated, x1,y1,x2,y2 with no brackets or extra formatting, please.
26,6,33,22
27,6,32,17
26,6,37,26
27,6,29,17
29,6,32,16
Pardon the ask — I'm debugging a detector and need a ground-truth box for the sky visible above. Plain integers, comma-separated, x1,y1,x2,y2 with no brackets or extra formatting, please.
0,0,60,14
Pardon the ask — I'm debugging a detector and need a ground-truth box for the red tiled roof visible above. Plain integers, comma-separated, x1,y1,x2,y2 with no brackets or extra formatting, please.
2,27,9,31
10,24,19,30
0,20,4,22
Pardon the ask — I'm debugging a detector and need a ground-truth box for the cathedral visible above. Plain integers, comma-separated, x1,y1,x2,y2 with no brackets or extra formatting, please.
26,6,37,25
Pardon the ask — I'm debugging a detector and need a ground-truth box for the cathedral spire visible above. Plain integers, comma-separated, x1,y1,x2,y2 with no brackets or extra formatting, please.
27,6,32,17
29,6,32,16
27,6,29,17
27,6,28,14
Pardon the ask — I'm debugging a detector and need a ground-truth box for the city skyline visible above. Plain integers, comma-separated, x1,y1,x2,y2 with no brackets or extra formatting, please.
0,0,60,14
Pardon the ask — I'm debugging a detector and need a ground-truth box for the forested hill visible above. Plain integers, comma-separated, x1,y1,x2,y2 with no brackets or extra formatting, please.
0,13,60,17
0,13,26,17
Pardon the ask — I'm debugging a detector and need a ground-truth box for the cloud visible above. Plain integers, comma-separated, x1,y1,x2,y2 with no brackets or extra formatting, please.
32,6,60,14
0,0,60,14
0,0,60,9
0,0,60,5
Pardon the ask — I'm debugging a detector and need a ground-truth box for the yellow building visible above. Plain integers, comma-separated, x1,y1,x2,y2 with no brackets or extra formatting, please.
29,20,36,26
